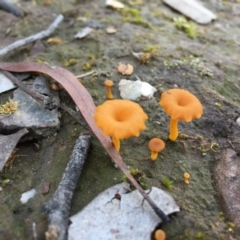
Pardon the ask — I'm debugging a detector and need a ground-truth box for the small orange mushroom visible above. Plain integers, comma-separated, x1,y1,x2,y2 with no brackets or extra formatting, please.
184,172,190,184
104,79,114,99
94,100,148,151
159,89,203,141
148,138,165,160
154,229,166,240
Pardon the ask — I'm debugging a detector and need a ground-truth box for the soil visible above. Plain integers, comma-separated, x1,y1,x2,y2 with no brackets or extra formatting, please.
0,0,240,240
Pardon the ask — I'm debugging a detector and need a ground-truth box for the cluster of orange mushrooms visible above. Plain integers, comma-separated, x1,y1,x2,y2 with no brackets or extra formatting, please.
94,79,203,161
93,81,203,240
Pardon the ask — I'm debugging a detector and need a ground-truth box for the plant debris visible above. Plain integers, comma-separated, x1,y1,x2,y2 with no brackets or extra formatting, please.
74,27,93,39
117,63,134,75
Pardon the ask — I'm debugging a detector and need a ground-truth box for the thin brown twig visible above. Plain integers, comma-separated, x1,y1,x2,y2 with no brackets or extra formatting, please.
0,14,64,58
75,70,95,79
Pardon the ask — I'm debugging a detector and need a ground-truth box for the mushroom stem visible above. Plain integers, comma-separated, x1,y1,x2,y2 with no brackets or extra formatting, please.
150,151,158,161
106,86,113,99
169,118,179,141
112,137,120,151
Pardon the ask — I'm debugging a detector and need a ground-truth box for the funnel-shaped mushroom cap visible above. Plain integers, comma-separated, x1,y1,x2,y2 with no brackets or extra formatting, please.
148,138,165,153
94,100,148,140
159,89,203,122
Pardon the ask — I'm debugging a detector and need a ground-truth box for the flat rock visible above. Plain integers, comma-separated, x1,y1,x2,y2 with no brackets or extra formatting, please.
0,128,28,171
0,89,60,137
0,71,31,93
215,148,240,233
0,71,16,93
163,0,217,24
68,183,180,240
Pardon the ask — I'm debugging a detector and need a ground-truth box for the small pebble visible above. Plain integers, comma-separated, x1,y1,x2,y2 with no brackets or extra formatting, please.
106,26,117,34
20,189,36,204
42,182,51,195
236,117,240,126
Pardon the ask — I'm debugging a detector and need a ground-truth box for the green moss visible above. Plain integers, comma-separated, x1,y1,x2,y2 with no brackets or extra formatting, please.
82,62,92,70
163,55,213,78
123,168,148,190
120,7,140,17
195,231,204,239
119,8,153,28
161,176,173,189
64,58,78,67
2,179,10,184
143,45,161,54
227,222,235,229
88,54,96,61
173,17,196,39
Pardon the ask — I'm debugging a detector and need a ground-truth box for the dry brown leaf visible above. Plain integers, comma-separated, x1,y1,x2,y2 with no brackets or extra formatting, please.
0,62,169,223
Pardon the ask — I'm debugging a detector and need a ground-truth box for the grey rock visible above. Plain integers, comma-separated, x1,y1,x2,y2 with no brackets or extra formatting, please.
31,75,51,95
0,71,16,93
0,128,28,171
215,148,240,233
0,89,60,137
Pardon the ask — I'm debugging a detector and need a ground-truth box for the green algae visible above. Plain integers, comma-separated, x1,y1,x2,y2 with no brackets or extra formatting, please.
173,17,197,39
119,7,153,28
161,176,173,190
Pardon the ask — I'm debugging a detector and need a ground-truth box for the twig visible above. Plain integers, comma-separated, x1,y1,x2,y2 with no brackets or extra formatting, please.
59,103,89,129
3,70,45,101
75,70,95,79
2,70,58,110
32,222,37,240
0,14,64,58
0,0,23,17
43,134,91,240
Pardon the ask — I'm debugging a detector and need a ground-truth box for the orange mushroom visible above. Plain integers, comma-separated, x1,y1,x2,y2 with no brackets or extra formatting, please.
159,89,203,141
94,100,148,151
184,172,190,184
154,229,166,240
104,79,114,99
148,138,165,160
